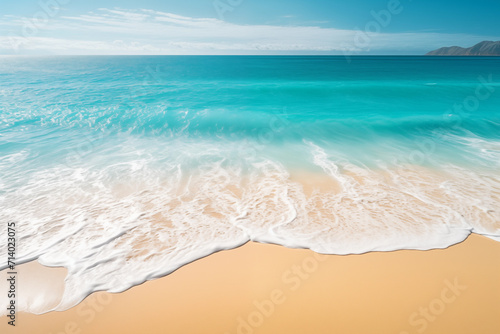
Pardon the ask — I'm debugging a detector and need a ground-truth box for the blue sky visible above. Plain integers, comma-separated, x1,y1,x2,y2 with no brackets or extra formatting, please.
1,0,499,55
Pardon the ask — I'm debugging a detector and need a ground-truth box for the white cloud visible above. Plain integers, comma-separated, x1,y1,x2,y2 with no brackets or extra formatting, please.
0,8,498,55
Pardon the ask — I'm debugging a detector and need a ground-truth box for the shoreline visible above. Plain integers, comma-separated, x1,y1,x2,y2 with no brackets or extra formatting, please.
2,233,500,334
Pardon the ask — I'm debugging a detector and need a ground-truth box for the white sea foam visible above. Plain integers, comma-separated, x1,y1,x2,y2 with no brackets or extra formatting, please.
0,139,499,315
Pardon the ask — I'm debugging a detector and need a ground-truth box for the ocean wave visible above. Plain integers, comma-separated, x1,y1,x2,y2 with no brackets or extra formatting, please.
1,138,499,315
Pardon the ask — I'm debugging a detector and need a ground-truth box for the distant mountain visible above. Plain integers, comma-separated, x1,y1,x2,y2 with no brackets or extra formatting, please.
426,41,500,56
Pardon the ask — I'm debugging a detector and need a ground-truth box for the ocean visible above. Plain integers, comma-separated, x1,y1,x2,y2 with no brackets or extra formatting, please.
1,56,499,313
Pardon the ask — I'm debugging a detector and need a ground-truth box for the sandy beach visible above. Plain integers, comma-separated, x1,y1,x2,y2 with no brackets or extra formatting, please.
2,233,499,334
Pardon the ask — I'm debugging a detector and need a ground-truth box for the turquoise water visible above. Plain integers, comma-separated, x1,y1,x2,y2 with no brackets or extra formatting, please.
1,56,500,313
1,56,500,170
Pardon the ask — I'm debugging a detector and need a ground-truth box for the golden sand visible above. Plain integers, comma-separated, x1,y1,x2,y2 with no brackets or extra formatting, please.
1,233,499,334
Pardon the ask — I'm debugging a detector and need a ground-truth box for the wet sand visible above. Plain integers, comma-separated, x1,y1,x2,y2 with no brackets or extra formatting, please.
2,233,500,334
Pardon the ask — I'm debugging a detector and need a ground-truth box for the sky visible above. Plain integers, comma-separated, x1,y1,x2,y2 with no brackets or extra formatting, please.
1,0,499,55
